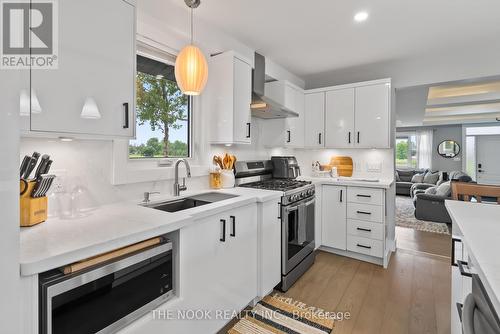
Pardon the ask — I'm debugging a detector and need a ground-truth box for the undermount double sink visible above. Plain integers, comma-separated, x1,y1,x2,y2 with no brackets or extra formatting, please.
142,192,239,213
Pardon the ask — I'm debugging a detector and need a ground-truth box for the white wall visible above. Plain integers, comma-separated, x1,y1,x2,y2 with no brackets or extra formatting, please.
0,68,23,333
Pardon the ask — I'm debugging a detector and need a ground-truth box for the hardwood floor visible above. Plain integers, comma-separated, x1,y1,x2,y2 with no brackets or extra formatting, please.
396,226,451,258
284,250,451,334
222,249,451,334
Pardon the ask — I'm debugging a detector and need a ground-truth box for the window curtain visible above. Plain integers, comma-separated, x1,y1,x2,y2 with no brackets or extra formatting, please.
416,130,433,169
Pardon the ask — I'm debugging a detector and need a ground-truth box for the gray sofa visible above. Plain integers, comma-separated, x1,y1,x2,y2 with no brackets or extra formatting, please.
396,169,443,196
413,171,473,223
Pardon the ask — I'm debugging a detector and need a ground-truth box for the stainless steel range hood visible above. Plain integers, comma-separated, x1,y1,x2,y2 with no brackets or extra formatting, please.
251,53,299,119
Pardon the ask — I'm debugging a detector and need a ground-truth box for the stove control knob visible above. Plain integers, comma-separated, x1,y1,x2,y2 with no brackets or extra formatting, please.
290,195,296,202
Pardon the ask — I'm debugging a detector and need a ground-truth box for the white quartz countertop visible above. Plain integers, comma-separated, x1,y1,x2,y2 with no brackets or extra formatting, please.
20,187,282,276
300,176,394,189
445,200,500,314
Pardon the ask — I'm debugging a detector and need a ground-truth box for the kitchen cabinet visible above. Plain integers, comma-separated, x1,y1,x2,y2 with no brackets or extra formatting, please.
284,87,305,147
304,92,325,148
260,83,305,148
321,185,347,250
180,203,257,319
29,0,136,138
257,201,281,297
354,83,390,148
321,185,389,266
325,88,355,148
207,51,252,145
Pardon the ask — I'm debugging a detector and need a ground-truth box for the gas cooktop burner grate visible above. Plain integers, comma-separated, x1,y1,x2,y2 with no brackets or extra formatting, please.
239,179,312,192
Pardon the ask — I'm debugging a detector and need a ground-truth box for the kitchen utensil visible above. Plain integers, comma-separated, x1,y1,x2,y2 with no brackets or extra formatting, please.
20,155,31,178
329,156,353,177
34,154,50,178
213,156,223,169
31,175,55,198
20,179,29,195
42,160,53,174
23,157,36,179
221,169,235,188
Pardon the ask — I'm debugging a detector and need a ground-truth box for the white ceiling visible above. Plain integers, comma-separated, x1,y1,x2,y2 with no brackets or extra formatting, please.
185,0,500,80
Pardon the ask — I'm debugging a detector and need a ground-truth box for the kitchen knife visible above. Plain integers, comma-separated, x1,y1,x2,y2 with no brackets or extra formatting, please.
23,157,37,179
41,176,55,197
20,155,30,178
31,175,44,197
42,160,52,174
34,154,50,178
23,152,40,179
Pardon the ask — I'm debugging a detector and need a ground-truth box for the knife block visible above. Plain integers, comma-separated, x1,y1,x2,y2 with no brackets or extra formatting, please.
20,180,48,227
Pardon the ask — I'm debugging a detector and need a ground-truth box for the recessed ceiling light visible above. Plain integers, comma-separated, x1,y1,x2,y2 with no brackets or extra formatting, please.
354,11,369,22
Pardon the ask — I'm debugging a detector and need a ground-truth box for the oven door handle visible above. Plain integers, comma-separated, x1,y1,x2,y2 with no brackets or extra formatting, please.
285,205,299,213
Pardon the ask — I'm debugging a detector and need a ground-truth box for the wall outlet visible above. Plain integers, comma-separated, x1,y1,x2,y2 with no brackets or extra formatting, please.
366,162,382,172
51,169,67,193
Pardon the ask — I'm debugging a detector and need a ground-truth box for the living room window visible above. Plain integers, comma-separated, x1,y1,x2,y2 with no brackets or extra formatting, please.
396,134,417,168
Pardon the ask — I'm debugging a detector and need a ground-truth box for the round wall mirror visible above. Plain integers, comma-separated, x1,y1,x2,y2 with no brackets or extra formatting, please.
437,140,460,158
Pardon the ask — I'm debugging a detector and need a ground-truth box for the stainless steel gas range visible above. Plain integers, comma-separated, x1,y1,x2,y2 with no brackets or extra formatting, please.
235,157,315,291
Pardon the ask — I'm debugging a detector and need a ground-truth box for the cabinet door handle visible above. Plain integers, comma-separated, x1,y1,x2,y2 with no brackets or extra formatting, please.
356,194,371,198
246,123,251,138
220,219,226,242
357,227,372,232
357,243,371,249
287,130,291,143
339,189,343,202
356,210,371,215
318,133,322,145
451,237,461,267
357,131,360,144
456,303,463,322
278,203,282,219
123,103,129,129
230,216,236,237
348,131,351,144
457,260,472,277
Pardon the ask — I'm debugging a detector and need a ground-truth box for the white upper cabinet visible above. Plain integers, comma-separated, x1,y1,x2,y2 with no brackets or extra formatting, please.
284,86,305,147
304,79,391,149
207,51,252,145
325,88,355,148
30,0,136,138
260,82,305,148
304,92,325,148
354,83,391,148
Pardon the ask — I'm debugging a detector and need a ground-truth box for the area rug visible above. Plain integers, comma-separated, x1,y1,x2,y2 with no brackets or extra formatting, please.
228,294,334,334
396,196,450,235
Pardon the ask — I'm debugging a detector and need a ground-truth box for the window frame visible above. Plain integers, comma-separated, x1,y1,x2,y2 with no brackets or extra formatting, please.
130,46,192,160
395,132,417,169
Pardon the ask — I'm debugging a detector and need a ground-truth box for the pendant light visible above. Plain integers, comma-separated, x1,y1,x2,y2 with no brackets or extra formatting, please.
175,0,208,96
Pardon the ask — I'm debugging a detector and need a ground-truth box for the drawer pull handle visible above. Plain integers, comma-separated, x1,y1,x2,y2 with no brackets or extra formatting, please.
356,243,371,249
220,219,226,242
356,194,371,198
451,237,461,267
230,216,236,237
457,260,472,277
357,227,372,232
356,210,371,215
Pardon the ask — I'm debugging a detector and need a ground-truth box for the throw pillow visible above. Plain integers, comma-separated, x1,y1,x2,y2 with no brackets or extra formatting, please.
423,171,440,185
425,187,437,195
411,173,424,183
435,181,452,197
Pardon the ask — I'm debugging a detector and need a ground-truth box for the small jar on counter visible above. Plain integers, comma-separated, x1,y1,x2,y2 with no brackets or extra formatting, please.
209,165,222,189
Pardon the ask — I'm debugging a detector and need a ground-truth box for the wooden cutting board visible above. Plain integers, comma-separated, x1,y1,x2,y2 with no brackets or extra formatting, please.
329,156,353,177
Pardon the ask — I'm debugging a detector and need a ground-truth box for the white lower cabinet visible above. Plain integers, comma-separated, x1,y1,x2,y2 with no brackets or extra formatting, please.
179,203,257,333
258,201,281,297
321,185,347,250
321,184,388,265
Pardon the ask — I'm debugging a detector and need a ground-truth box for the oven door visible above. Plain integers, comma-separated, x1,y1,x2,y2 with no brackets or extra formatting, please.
282,197,315,275
40,243,173,334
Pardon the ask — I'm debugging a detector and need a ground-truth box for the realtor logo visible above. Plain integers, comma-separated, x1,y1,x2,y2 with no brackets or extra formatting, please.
1,0,58,69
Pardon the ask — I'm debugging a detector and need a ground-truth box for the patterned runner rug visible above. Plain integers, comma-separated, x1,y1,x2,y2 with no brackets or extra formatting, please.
228,294,334,334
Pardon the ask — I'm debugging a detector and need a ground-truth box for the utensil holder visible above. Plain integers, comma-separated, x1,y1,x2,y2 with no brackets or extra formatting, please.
20,180,48,227
221,169,235,188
